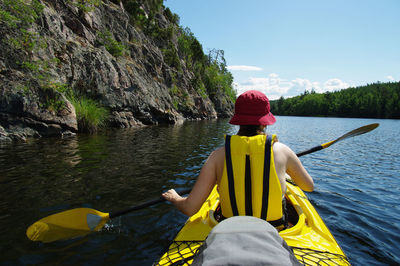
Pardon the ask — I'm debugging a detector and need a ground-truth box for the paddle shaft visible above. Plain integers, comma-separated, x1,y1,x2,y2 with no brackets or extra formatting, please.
296,145,323,157
109,188,192,219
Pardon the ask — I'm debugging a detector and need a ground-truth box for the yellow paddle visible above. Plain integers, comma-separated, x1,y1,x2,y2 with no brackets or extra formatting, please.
296,123,379,157
26,123,379,243
26,189,191,243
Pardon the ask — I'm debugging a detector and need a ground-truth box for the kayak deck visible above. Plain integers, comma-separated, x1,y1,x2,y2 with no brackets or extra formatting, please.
156,182,350,265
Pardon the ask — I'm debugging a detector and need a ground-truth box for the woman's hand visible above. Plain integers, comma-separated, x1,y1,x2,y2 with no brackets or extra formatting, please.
161,148,220,216
162,189,191,215
162,189,183,203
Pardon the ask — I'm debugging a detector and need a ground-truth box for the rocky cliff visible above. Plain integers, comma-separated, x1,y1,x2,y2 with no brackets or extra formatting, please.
0,0,235,142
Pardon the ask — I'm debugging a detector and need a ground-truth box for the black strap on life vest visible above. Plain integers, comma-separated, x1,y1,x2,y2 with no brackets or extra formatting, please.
225,135,239,216
260,135,272,220
244,154,253,216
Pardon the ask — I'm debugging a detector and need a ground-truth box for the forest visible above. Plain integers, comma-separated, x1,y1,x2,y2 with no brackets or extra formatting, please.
270,82,400,119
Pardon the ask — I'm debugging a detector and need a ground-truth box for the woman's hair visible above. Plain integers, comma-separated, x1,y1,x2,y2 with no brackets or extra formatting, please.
237,125,266,136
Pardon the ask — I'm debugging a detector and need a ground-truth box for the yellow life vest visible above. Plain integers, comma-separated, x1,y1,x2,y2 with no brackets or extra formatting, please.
219,134,283,225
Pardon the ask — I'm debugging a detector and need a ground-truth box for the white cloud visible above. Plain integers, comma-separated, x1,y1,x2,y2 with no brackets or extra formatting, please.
323,78,350,92
288,78,321,95
234,74,350,100
236,73,292,100
227,65,263,71
386,75,394,81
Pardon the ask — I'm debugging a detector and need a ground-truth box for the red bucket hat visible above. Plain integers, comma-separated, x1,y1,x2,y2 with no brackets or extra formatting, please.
229,90,276,125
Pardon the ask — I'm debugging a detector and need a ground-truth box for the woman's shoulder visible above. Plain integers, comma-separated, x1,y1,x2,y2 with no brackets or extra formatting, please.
212,146,225,158
272,141,296,157
208,146,225,166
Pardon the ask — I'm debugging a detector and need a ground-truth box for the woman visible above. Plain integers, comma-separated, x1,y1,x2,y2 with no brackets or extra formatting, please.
162,90,313,227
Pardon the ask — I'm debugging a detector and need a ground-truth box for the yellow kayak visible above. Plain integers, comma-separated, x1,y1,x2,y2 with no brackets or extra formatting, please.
155,182,350,265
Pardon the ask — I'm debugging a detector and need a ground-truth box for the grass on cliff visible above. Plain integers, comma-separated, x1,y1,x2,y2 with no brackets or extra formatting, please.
69,97,109,133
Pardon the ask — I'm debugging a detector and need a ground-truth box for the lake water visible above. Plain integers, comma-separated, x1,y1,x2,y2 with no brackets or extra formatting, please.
0,116,399,265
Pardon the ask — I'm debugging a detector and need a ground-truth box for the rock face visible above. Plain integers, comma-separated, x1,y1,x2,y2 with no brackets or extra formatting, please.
0,0,234,142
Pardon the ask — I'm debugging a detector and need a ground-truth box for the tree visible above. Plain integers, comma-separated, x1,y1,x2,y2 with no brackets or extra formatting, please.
270,82,400,119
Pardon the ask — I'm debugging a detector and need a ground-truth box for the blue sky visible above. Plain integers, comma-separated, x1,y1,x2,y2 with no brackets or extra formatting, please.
164,0,400,99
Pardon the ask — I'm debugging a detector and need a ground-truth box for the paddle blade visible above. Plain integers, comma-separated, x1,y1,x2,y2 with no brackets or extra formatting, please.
296,123,379,157
26,208,110,243
322,123,380,148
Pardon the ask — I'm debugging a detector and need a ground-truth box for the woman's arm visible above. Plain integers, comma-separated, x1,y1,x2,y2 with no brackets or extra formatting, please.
285,145,314,192
274,142,314,192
